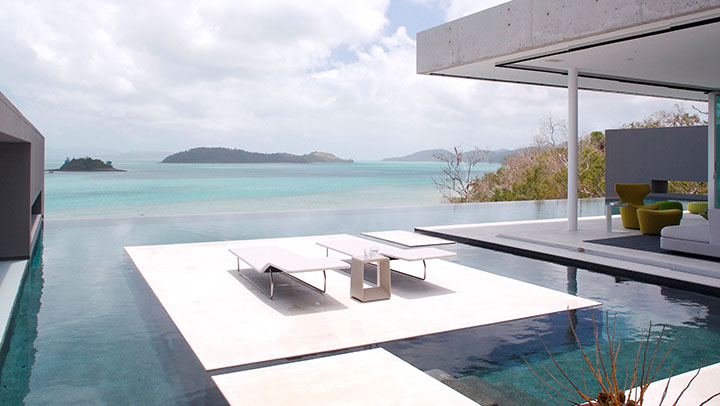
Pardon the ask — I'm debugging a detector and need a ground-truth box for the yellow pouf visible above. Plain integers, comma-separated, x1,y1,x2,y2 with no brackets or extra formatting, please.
687,201,708,220
636,208,683,235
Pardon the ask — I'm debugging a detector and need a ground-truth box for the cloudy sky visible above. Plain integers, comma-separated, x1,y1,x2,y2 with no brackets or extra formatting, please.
0,0,702,160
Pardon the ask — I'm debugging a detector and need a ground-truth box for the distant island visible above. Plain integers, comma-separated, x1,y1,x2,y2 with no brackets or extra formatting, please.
161,147,353,164
382,148,516,164
50,157,125,172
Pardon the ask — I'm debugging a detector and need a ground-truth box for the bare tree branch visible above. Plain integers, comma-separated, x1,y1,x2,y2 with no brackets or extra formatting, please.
433,146,487,202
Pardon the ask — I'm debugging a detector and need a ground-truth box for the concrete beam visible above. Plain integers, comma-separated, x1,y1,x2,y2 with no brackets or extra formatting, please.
418,0,720,74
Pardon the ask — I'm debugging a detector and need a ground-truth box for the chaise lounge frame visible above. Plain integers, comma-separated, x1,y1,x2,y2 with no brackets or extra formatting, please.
316,236,456,280
229,246,350,299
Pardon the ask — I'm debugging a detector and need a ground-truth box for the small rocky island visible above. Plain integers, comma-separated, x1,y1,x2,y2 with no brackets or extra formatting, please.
51,157,125,172
161,147,353,164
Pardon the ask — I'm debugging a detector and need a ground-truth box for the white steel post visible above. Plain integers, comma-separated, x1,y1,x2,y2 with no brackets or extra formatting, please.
568,68,579,230
709,92,717,209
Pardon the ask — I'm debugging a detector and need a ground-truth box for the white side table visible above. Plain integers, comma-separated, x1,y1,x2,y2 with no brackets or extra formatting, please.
606,201,627,232
350,256,391,302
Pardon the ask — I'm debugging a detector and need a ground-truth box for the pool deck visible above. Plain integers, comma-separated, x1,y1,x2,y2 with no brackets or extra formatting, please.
125,234,598,371
638,361,720,405
0,259,28,351
126,233,599,404
213,348,478,405
122,230,720,405
417,214,720,295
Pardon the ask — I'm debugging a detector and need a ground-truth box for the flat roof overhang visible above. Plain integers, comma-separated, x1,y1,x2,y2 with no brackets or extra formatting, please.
417,0,720,101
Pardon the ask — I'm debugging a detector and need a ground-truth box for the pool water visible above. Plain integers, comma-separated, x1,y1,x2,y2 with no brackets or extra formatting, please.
2,199,719,405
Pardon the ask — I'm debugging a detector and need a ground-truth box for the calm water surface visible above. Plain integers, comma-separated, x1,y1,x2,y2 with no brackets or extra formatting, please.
2,162,719,405
44,160,500,217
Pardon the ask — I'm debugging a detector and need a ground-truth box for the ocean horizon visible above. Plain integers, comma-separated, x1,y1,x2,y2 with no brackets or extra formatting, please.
44,159,501,219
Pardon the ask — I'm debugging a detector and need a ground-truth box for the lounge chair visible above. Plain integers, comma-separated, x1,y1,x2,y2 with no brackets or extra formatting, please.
316,235,456,280
614,183,661,229
229,246,350,299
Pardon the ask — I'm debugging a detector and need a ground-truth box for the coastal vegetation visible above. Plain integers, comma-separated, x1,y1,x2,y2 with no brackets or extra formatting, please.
53,157,124,172
435,106,707,203
161,147,353,164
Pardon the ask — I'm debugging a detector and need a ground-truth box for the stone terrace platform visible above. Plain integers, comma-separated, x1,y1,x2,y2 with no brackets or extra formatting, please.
417,214,720,295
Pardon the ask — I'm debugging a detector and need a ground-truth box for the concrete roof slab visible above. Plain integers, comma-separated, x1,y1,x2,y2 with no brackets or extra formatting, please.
417,0,720,100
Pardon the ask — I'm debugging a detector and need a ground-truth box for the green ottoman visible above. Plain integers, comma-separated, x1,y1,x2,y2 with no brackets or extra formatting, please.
688,201,708,220
637,208,683,235
658,201,682,210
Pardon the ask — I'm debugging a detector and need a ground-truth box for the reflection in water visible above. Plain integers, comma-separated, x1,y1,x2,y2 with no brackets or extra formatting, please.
381,309,599,378
660,286,720,330
0,235,44,404
565,267,579,344
566,266,577,296
126,265,230,405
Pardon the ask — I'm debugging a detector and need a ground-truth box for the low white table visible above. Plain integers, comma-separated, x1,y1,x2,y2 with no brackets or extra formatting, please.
605,201,627,232
350,255,391,302
317,239,395,302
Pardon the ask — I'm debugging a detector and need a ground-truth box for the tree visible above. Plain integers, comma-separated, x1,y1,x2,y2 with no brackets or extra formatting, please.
467,116,594,202
443,105,704,204
578,131,606,198
622,104,705,128
433,147,487,203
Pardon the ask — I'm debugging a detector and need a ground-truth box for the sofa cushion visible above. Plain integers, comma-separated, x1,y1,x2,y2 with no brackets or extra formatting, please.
661,224,710,243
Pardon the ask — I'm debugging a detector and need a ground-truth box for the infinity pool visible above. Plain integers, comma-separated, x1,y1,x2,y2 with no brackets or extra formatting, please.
2,199,719,405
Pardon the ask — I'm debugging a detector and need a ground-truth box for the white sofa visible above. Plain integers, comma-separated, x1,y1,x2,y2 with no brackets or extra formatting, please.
661,208,720,258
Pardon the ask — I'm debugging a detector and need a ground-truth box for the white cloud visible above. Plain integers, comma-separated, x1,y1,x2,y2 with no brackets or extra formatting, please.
443,0,510,20
0,0,704,161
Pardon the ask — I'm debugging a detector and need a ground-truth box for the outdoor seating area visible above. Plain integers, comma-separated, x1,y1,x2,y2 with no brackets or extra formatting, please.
126,233,599,369
226,234,457,301
417,214,720,293
614,183,684,235
122,226,720,405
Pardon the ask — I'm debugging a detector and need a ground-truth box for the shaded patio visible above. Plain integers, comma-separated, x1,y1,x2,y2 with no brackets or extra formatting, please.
417,214,720,294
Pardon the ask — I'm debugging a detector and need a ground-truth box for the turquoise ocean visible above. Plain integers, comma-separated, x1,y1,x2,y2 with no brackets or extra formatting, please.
44,160,501,218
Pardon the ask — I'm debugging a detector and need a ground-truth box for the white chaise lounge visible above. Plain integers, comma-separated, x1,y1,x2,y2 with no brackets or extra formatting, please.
317,235,456,280
229,246,350,299
660,208,720,259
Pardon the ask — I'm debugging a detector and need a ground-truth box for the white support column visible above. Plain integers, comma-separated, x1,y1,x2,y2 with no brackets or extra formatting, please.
568,68,578,230
709,92,717,209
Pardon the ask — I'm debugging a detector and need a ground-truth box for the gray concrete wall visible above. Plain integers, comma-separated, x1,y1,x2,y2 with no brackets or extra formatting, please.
417,0,720,74
605,126,708,199
0,91,45,259
0,143,31,257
